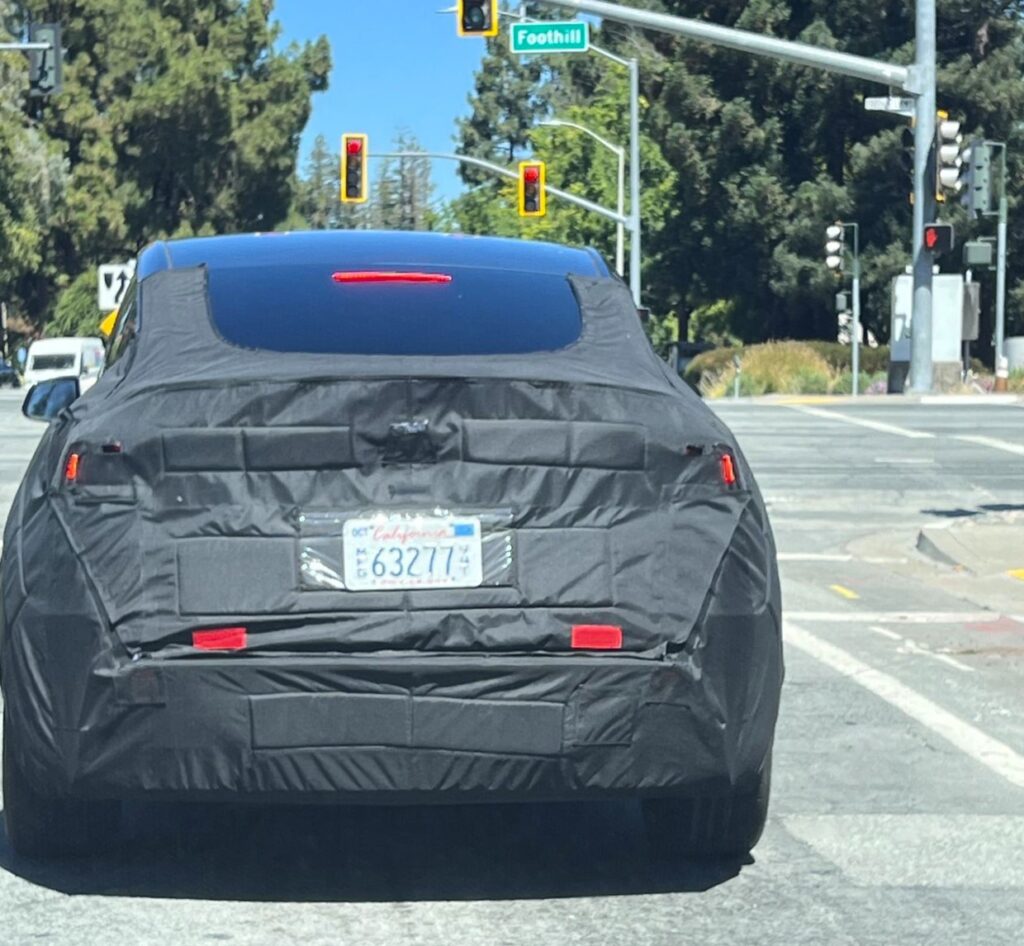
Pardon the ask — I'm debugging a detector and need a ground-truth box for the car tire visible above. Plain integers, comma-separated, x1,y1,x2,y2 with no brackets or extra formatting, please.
642,754,771,860
2,712,121,858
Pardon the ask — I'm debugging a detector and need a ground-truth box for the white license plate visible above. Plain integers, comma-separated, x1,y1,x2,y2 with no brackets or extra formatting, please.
342,516,483,591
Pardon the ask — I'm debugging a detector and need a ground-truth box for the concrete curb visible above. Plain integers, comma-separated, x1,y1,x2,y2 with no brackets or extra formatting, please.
915,524,1024,577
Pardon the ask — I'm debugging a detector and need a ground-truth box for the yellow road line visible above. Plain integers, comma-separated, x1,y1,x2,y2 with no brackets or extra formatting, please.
829,584,860,600
1009,569,1024,582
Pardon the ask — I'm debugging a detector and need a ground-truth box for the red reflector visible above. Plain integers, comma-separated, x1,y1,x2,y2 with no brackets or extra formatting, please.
346,138,363,155
523,166,540,183
64,452,80,483
192,627,247,651
720,453,737,486
331,271,453,284
571,625,623,650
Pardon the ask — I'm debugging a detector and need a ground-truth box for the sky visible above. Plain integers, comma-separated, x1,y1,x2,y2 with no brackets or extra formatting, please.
274,0,488,206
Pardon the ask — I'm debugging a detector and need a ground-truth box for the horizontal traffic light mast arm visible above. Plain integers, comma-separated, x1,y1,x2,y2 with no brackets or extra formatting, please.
372,151,630,227
530,0,914,93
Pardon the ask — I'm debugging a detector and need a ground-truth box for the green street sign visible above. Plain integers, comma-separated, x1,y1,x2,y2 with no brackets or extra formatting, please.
509,21,589,55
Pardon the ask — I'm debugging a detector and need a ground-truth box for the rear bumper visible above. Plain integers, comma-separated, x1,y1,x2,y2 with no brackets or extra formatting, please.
5,610,783,804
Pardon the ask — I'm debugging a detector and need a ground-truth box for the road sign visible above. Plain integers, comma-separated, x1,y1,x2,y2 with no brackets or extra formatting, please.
510,21,589,54
97,262,135,311
864,95,914,118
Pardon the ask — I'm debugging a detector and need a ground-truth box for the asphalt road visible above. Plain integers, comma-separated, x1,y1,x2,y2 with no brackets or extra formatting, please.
1,388,1023,945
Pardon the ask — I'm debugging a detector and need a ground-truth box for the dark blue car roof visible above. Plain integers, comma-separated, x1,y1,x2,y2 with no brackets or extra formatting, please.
137,230,610,281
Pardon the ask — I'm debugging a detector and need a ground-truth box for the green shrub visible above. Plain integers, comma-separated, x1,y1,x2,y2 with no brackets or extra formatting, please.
804,341,890,375
701,341,834,397
49,271,104,337
683,346,740,388
831,371,876,395
1009,369,1024,394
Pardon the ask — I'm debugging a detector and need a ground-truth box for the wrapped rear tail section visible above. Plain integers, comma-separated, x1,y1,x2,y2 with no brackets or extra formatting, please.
56,377,764,658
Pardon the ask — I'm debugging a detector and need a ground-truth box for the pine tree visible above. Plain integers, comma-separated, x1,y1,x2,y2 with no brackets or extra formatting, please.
370,133,435,231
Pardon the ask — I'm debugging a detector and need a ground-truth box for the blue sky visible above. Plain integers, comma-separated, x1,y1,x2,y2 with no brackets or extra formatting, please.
275,1,487,205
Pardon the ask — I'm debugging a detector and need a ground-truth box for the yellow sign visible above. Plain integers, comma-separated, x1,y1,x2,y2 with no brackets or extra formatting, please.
99,309,118,338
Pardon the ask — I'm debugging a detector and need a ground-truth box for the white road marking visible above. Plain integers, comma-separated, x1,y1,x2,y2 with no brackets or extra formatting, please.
869,626,975,673
899,637,976,673
953,434,1024,457
786,622,1024,789
920,394,1021,405
789,405,935,439
777,553,908,564
778,552,851,562
873,456,935,464
789,611,997,624
868,624,902,641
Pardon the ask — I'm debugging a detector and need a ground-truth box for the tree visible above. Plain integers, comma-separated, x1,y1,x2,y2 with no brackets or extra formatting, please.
5,0,330,329
455,31,546,189
370,133,435,231
452,2,1024,358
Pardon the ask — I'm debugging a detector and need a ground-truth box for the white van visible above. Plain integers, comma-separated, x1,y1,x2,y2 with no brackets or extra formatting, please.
24,337,106,393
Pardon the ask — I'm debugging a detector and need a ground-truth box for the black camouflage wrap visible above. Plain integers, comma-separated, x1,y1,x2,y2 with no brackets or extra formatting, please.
0,258,782,803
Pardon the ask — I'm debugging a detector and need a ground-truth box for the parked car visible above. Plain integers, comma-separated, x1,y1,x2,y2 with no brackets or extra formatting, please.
23,336,105,393
0,358,19,388
1,231,782,859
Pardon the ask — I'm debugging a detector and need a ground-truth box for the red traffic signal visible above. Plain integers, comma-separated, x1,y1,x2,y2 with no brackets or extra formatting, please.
341,133,368,204
518,161,546,217
923,222,954,255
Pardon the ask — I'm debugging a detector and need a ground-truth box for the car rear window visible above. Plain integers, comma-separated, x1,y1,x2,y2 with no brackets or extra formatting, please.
206,264,583,355
30,354,76,370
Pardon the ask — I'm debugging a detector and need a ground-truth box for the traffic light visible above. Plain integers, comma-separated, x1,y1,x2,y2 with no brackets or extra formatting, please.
935,111,963,202
923,222,954,256
962,138,992,217
824,223,844,273
341,133,368,204
458,0,498,37
518,160,546,217
27,23,62,97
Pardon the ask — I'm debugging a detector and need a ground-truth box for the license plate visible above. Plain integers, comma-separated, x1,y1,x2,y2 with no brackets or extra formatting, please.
342,516,483,591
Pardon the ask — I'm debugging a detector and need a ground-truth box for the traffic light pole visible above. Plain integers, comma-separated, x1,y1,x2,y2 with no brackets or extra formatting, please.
373,151,628,227
850,224,861,397
908,0,936,393
530,0,940,392
986,141,1009,388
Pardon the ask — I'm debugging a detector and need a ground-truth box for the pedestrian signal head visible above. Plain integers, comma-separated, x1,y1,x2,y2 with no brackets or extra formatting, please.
923,222,954,256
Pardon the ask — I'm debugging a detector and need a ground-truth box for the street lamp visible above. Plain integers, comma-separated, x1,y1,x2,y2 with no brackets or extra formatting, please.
538,118,626,276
